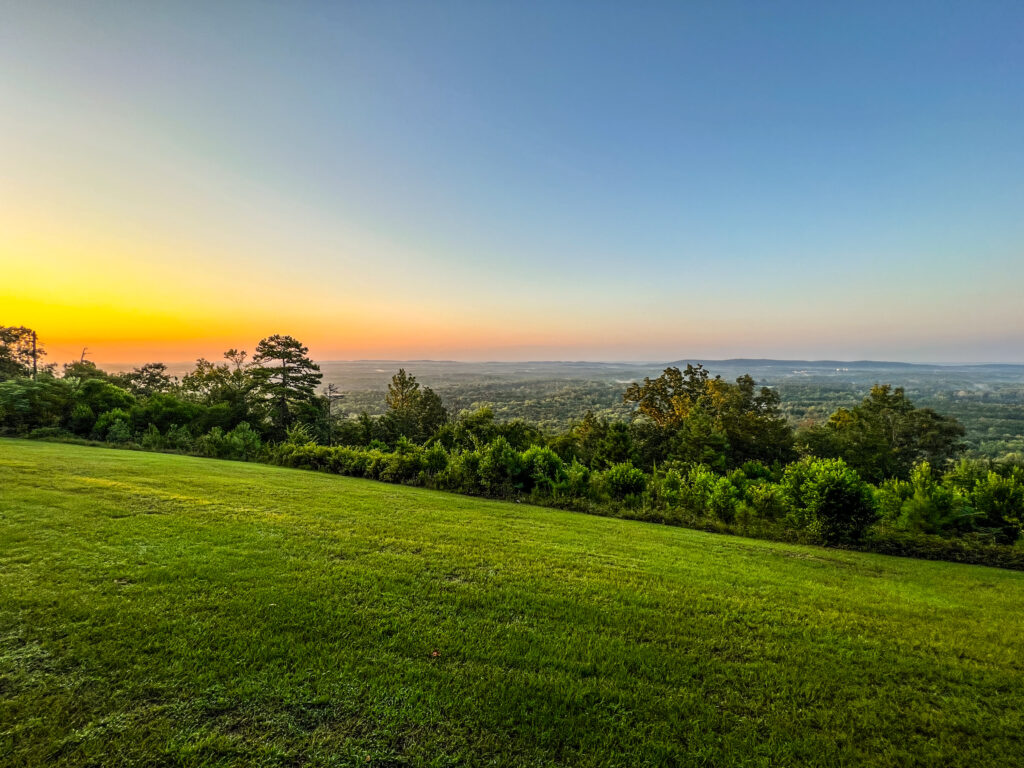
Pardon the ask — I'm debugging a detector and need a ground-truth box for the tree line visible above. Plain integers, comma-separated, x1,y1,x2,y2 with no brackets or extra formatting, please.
2,326,1022,568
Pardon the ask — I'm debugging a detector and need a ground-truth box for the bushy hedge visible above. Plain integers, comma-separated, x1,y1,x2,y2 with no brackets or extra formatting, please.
259,440,1024,568
16,416,1024,571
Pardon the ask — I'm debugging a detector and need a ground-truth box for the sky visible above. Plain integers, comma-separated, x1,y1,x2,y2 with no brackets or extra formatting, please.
2,1,1023,364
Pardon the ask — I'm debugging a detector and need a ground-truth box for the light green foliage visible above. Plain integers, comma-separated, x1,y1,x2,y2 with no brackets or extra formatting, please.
602,461,646,500
744,480,789,521
676,465,742,522
556,458,591,500
520,445,565,493
970,470,1024,544
897,462,972,535
2,440,1024,766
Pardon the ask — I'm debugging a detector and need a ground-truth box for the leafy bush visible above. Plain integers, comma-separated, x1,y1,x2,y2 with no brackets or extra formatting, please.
194,427,228,458
227,422,262,461
380,443,425,484
555,459,591,501
68,402,96,436
478,437,524,496
969,470,1024,544
140,424,166,450
521,445,565,494
744,481,789,521
672,465,740,522
782,458,877,543
603,462,647,501
165,424,194,451
651,468,683,508
285,423,314,446
440,450,483,494
421,443,449,477
93,408,132,443
895,462,972,536
193,422,263,461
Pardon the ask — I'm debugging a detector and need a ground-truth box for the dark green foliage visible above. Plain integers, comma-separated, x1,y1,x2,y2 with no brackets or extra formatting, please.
115,362,175,396
478,436,525,496
129,393,202,434
624,365,795,469
382,369,449,443
799,385,966,482
61,359,110,381
782,458,877,544
194,423,264,461
181,352,257,422
251,335,322,439
93,408,132,442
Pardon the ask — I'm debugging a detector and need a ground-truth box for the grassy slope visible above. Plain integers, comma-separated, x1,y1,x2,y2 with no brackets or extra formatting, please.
1,440,1023,768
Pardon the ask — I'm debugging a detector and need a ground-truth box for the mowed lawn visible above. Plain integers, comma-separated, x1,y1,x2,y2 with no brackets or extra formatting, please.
1,440,1023,767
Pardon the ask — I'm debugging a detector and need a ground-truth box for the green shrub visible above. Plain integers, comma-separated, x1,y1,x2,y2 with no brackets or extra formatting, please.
421,443,449,478
744,481,789,521
194,427,228,458
651,468,683,508
521,445,565,494
165,424,194,451
969,470,1024,544
673,465,741,522
896,462,972,536
285,423,314,446
478,437,524,496
140,424,166,450
603,462,647,501
226,422,262,461
555,459,591,501
782,458,877,544
68,402,96,436
440,450,483,494
380,446,425,484
93,408,132,442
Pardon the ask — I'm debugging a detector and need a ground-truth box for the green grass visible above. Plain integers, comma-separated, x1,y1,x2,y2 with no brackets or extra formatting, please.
2,440,1023,767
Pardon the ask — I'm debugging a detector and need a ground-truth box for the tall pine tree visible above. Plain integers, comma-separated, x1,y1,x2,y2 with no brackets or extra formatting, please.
251,335,322,439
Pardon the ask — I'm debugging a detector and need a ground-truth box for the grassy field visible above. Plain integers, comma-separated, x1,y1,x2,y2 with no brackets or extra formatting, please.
2,440,1023,767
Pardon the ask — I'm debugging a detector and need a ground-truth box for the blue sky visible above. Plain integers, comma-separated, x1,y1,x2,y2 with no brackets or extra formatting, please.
2,1,1022,361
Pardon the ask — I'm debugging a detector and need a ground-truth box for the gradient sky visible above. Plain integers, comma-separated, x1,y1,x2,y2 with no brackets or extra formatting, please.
2,1,1023,363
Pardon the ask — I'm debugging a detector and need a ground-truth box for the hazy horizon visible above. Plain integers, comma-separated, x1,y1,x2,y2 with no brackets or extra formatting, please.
89,354,1024,372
